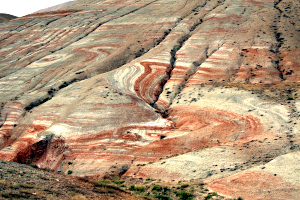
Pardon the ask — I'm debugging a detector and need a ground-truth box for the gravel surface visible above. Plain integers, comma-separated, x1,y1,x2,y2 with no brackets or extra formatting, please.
0,160,149,199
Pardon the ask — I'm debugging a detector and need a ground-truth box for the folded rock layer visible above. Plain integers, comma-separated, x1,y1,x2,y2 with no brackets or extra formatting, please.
0,0,299,199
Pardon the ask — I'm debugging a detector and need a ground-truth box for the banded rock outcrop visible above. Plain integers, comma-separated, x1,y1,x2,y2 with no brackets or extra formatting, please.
0,0,299,199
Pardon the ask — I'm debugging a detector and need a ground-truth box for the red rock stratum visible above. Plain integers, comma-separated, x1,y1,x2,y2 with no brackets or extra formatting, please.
0,0,299,199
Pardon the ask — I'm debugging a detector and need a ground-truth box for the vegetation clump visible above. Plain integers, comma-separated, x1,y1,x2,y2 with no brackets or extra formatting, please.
152,184,163,191
97,179,110,185
30,164,38,169
112,176,125,185
174,190,193,200
180,184,189,189
129,185,145,193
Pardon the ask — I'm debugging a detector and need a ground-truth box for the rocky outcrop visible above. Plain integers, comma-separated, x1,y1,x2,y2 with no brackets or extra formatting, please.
0,0,299,199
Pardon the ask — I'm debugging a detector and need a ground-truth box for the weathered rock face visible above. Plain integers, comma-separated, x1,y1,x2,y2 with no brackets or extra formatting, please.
0,0,299,199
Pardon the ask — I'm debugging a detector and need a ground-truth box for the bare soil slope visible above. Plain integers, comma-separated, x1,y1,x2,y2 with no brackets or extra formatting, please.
0,0,299,199
0,160,150,199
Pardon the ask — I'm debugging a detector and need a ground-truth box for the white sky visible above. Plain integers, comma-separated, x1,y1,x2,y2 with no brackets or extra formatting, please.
0,0,72,17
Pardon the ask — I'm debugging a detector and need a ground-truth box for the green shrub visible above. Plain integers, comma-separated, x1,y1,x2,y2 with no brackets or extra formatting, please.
162,186,169,195
147,178,155,181
30,164,38,169
204,194,213,200
112,176,125,185
129,185,145,193
205,193,217,200
153,193,172,200
67,170,72,175
129,185,136,191
180,184,189,189
175,191,193,200
152,184,163,191
97,180,110,185
135,186,145,192
113,180,125,185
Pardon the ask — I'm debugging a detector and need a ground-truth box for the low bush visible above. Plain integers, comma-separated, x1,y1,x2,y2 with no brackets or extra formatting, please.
152,184,163,191
30,164,38,169
129,185,145,193
97,180,110,185
153,193,172,200
175,190,193,200
180,184,189,189
112,176,125,185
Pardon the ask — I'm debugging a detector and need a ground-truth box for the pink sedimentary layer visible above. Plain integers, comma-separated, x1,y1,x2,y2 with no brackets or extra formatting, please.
123,105,271,179
0,102,24,148
0,2,298,197
154,0,294,112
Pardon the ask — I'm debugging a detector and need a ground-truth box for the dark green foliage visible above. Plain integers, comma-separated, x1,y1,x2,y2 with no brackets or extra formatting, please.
153,193,172,200
25,97,52,111
204,193,217,200
204,194,213,200
112,176,125,185
180,184,189,189
113,180,125,185
129,185,135,191
152,184,170,195
30,164,38,169
162,186,169,195
152,184,163,191
135,186,145,192
59,81,69,89
58,79,77,89
97,180,110,185
174,191,193,200
67,170,72,175
129,185,145,193
198,182,205,186
237,197,244,200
